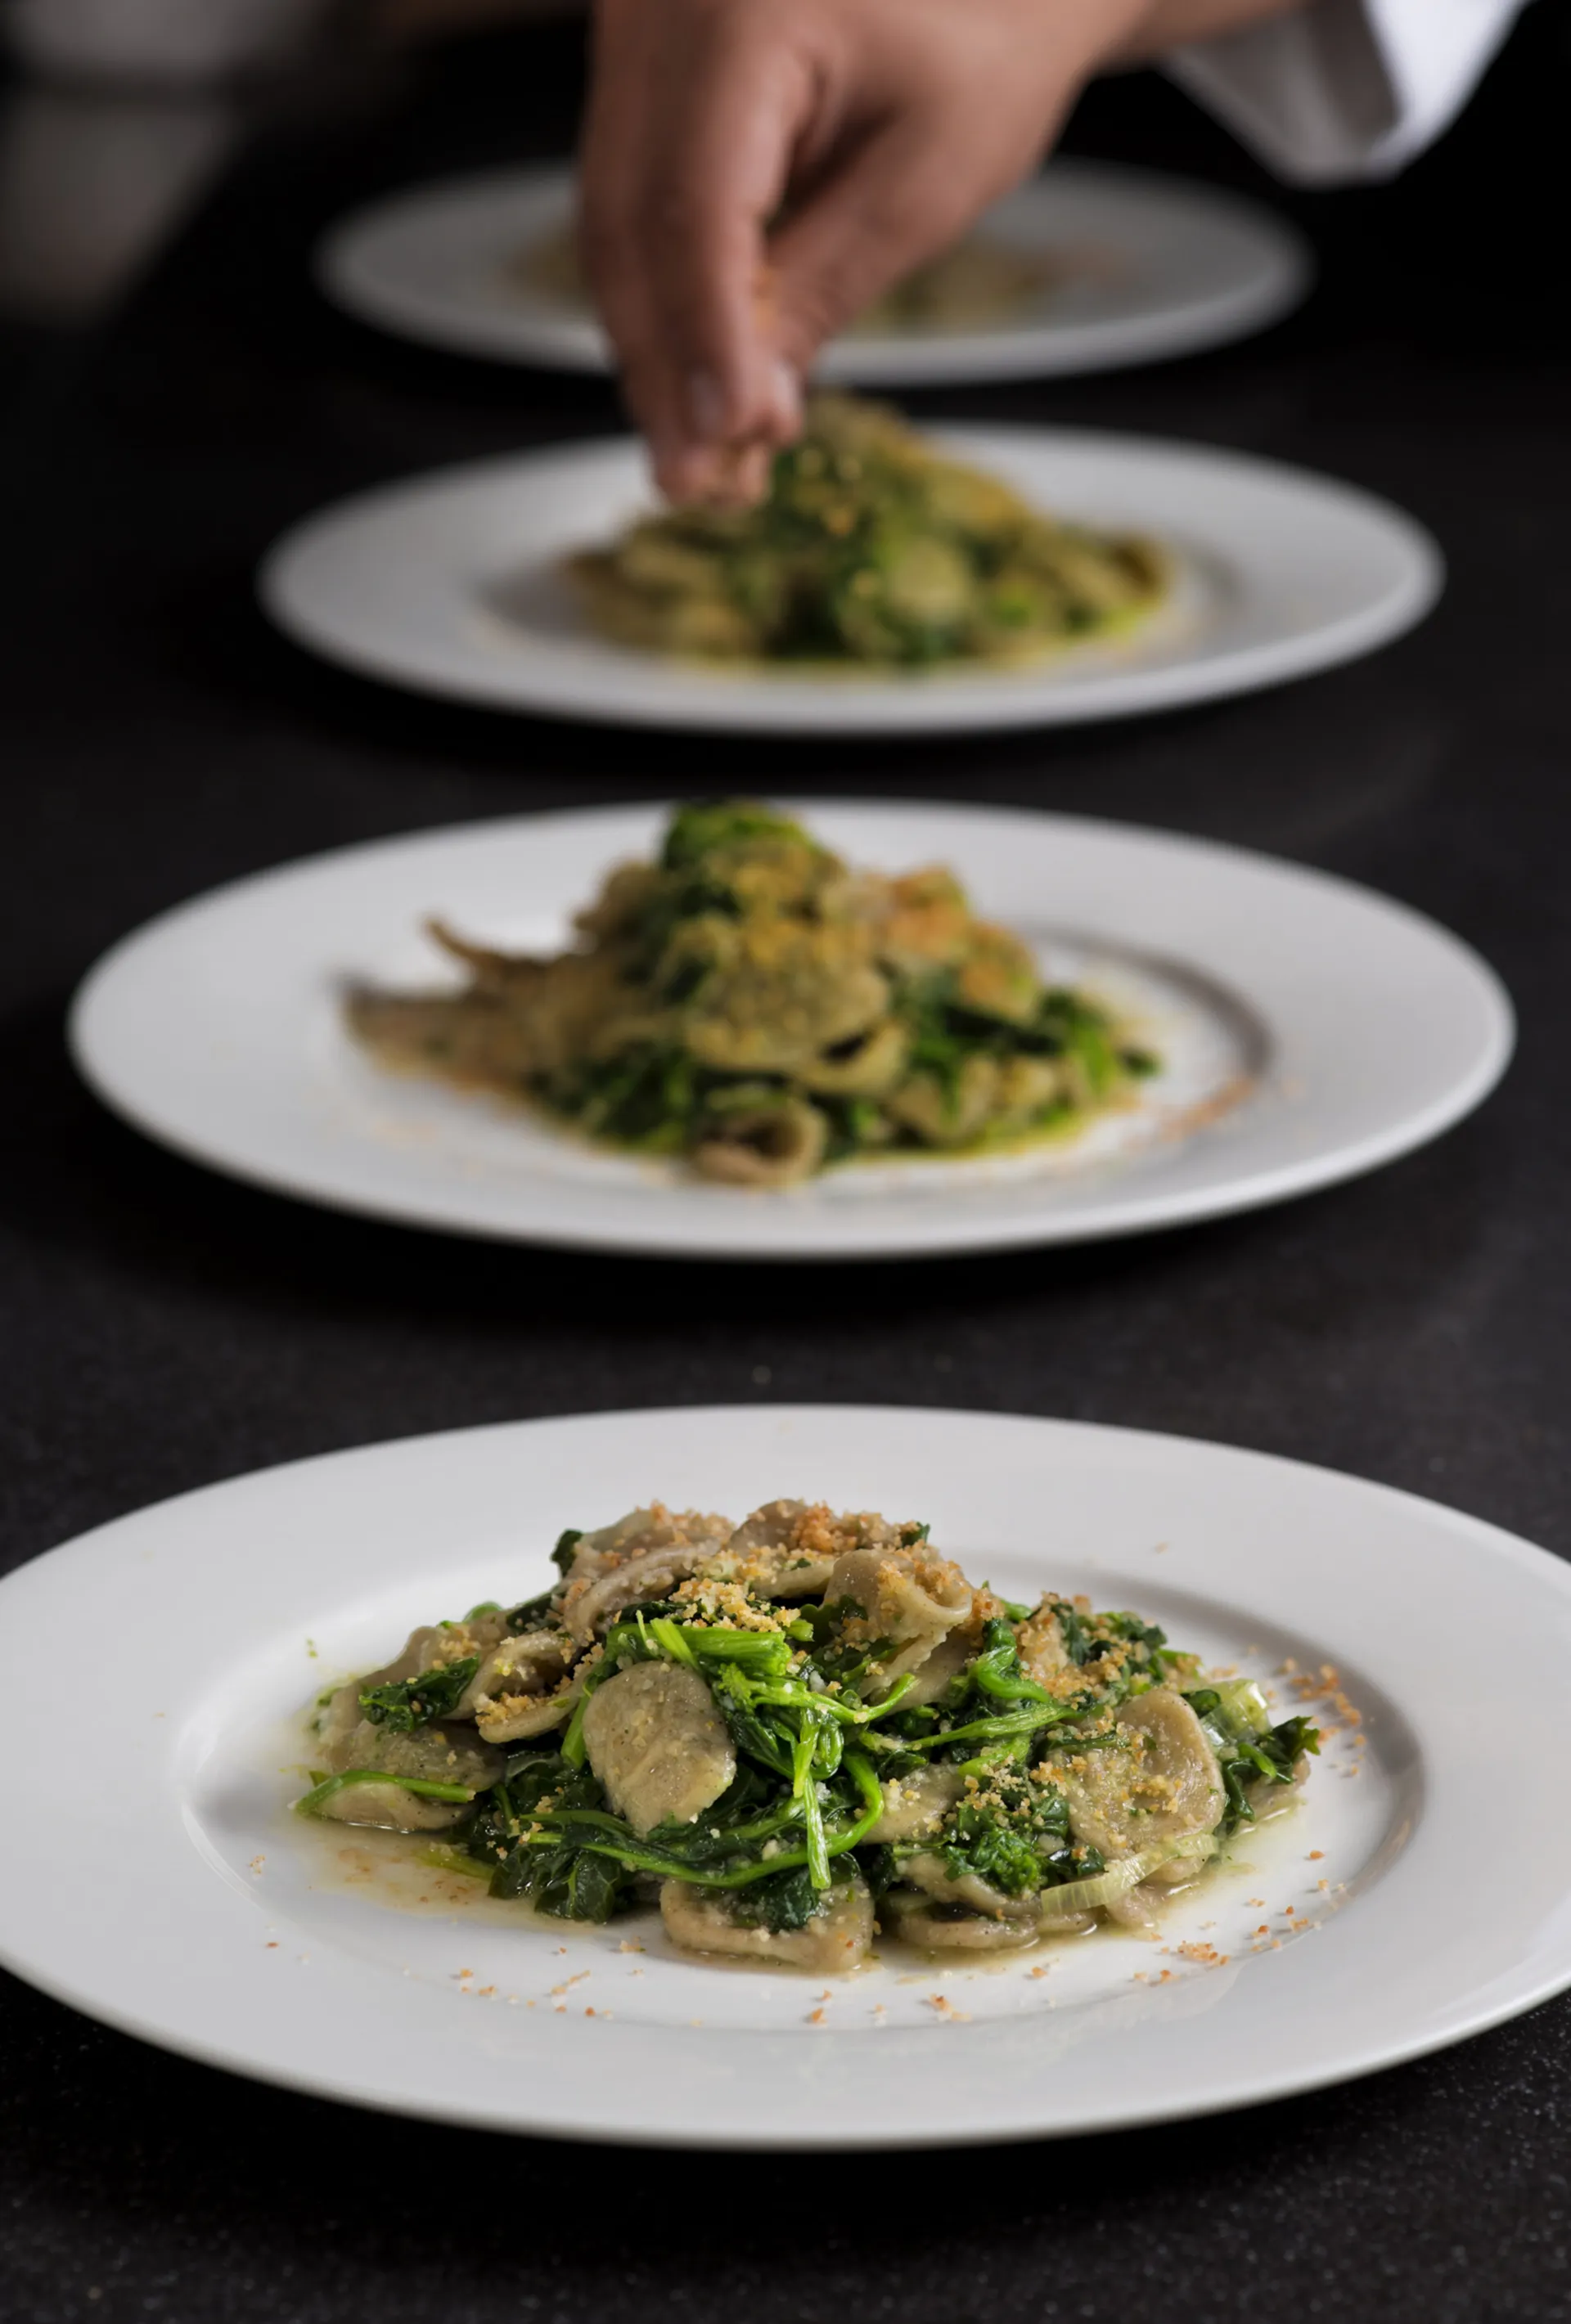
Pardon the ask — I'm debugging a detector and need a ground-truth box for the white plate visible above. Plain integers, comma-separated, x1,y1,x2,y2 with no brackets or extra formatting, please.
3,1402,1569,2149
258,428,1441,734
316,160,1312,384
69,801,1511,1261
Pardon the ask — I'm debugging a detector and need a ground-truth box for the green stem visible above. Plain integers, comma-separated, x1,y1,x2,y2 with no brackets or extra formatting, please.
746,1673,915,1728
899,1705,1083,1755
971,1665,1053,1706
560,1684,594,1768
539,1752,884,1891
648,1616,697,1669
685,1629,795,1670
792,1720,830,1889
294,1769,475,1816
417,1844,492,1880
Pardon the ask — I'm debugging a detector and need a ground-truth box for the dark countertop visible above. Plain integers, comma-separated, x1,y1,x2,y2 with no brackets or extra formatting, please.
3,11,1570,2321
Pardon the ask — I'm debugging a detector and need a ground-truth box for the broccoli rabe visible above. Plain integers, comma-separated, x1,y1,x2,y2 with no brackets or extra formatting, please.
347,799,1167,1189
300,1500,1321,1967
358,1657,478,1733
1186,1683,1322,1836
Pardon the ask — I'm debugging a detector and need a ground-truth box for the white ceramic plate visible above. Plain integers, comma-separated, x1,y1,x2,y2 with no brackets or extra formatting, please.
68,801,1511,1261
316,160,1312,384
3,1402,1569,2149
258,427,1441,735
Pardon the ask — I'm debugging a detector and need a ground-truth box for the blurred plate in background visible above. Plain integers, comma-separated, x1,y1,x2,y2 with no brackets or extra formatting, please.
69,801,1510,1261
317,160,1312,384
259,427,1443,735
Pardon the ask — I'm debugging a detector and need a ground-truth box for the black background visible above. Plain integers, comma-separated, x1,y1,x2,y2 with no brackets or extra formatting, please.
3,6,1570,2317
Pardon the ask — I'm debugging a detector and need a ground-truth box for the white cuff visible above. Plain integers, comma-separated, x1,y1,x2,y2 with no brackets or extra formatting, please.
1168,0,1528,183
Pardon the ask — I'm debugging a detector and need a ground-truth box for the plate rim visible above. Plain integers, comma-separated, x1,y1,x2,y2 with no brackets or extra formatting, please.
4,1400,1570,2148
314,155,1316,384
255,423,1446,735
67,796,1515,1261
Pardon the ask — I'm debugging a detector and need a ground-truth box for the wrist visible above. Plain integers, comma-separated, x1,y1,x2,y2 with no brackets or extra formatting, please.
1036,0,1166,76
1110,0,1303,64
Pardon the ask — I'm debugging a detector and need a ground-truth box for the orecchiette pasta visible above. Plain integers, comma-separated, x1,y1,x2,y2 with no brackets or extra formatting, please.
296,1499,1319,1972
347,801,1161,1187
569,394,1167,669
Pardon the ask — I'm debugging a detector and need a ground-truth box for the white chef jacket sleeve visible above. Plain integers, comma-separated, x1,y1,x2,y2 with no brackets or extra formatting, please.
1168,0,1531,182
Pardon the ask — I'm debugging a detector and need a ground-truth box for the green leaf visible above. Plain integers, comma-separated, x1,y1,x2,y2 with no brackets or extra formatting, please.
935,1774,1077,1898
661,800,812,870
358,1657,479,1733
966,1616,1053,1707
1196,1701,1321,1837
727,1863,820,1933
560,1849,628,1924
1052,1599,1097,1666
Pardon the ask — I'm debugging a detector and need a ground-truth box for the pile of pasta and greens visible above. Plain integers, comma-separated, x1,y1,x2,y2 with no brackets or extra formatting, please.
347,799,1159,1188
299,1499,1317,1970
569,393,1168,668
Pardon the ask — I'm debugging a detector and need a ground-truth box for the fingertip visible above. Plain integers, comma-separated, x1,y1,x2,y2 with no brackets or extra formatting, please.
769,296,836,391
686,356,790,449
722,442,774,506
651,438,723,506
651,353,792,506
652,435,773,510
769,355,803,440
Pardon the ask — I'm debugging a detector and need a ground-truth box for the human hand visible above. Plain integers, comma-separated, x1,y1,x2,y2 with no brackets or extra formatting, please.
579,0,1301,503
580,0,1150,500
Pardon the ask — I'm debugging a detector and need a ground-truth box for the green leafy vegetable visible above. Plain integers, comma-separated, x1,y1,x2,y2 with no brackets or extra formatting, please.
295,1769,475,1817
1186,1684,1321,1836
1053,1598,1097,1666
933,1773,1102,1899
349,798,1167,1188
966,1617,1054,1708
358,1657,479,1733
311,1501,1319,1958
729,1864,832,1933
661,800,813,870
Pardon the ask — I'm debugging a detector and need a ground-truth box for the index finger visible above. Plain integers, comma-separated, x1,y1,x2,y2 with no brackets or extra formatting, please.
579,1,808,499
